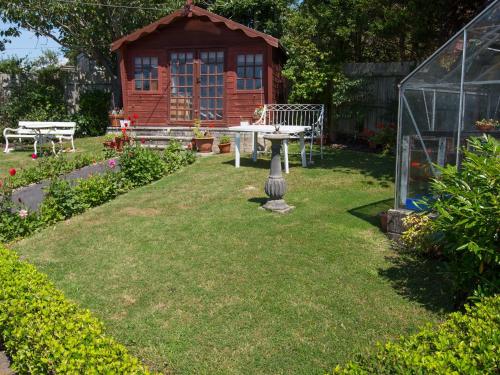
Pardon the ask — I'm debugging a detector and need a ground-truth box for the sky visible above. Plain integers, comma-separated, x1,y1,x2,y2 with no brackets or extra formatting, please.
0,22,65,62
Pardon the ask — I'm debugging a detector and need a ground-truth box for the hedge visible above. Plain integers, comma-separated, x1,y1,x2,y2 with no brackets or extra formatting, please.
0,246,152,374
334,295,500,374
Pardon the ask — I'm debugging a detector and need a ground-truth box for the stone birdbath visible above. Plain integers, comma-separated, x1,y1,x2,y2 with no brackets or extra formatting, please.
262,132,295,213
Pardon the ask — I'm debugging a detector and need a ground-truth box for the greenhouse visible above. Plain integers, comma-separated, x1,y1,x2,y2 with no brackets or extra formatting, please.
395,0,500,210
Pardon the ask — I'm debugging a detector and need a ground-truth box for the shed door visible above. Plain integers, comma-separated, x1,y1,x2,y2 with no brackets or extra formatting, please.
169,51,224,122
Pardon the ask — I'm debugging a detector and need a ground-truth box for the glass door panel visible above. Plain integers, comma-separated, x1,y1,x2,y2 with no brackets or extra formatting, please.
170,52,194,121
199,51,224,121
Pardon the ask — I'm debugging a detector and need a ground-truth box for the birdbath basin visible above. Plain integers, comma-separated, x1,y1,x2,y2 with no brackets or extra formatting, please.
261,133,295,213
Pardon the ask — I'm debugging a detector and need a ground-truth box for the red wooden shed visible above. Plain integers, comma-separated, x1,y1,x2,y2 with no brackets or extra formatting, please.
111,2,286,127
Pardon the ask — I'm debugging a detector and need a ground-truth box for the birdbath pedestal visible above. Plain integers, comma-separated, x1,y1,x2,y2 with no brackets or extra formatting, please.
262,133,295,214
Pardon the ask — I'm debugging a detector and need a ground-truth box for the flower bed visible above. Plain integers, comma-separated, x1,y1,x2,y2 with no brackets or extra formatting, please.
0,141,195,243
0,246,152,374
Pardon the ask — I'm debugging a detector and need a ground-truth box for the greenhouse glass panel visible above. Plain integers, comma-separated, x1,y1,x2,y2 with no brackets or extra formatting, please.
395,0,500,210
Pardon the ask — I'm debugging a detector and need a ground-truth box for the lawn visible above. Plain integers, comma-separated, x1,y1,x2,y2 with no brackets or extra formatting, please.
0,136,105,178
12,147,454,374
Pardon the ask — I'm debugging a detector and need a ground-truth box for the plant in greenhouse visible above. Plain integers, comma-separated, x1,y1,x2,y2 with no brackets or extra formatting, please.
475,118,499,132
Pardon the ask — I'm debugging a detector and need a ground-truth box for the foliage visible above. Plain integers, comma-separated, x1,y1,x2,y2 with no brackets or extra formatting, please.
39,179,86,224
0,191,41,243
74,173,121,208
162,140,196,174
334,295,500,374
0,246,152,374
119,146,166,186
0,52,68,133
219,134,231,144
428,136,500,300
8,153,105,189
369,123,397,155
401,214,439,257
74,90,112,137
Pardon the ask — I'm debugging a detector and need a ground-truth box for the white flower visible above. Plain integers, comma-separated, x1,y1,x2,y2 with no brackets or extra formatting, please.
18,209,28,219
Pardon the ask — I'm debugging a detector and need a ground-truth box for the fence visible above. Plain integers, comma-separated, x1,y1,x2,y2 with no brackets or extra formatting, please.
334,62,416,136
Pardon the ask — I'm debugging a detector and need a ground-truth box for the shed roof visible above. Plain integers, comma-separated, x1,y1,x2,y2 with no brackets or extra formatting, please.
111,4,281,52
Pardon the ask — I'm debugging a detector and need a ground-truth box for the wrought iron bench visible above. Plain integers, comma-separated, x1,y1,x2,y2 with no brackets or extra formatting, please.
253,104,325,162
3,121,76,155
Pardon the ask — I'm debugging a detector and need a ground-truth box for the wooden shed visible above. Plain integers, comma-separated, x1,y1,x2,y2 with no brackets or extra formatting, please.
111,2,286,127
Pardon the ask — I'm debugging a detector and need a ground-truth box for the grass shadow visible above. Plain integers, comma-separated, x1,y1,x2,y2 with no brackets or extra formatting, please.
379,254,455,314
248,197,267,206
348,199,393,227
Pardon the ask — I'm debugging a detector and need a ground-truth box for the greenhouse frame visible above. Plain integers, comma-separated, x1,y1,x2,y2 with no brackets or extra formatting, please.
395,0,500,210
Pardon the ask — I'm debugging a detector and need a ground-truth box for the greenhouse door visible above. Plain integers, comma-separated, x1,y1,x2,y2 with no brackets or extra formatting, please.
169,51,224,122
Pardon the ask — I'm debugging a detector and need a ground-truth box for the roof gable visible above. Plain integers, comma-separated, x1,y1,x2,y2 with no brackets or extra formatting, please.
111,4,280,51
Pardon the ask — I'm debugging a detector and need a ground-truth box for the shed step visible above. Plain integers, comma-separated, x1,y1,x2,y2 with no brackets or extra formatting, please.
132,135,192,140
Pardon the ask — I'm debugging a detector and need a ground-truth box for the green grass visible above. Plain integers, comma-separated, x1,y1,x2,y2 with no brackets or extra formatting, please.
0,136,105,178
12,149,454,374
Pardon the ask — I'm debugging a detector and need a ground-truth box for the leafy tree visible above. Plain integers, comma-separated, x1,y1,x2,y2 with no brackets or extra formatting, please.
0,0,184,103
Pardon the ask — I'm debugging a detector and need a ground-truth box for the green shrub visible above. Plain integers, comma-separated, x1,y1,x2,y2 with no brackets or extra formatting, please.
74,172,120,208
0,194,41,243
429,136,499,300
400,214,441,257
119,146,166,187
74,90,111,136
0,246,152,374
162,140,196,174
39,179,86,224
334,295,500,374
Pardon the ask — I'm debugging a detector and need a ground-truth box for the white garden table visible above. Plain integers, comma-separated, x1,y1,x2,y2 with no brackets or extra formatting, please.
227,125,311,173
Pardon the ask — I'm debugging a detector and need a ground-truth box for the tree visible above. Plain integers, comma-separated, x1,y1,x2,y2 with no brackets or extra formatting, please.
0,0,184,104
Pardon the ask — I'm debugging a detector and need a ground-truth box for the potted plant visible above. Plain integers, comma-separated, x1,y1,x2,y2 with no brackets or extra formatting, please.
109,108,125,127
193,119,214,153
103,133,116,149
218,134,231,154
475,118,499,132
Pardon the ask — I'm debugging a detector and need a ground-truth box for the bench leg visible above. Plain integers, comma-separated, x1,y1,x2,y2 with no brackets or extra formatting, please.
51,140,57,155
4,137,10,153
70,137,75,152
235,133,241,168
283,139,289,174
33,138,38,155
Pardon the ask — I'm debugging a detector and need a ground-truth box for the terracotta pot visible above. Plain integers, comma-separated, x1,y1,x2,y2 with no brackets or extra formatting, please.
218,143,231,154
476,124,494,132
109,114,125,127
195,137,214,153
379,211,388,233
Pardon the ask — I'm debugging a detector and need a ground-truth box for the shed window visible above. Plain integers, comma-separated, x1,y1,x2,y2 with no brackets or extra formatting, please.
134,57,158,91
236,54,263,90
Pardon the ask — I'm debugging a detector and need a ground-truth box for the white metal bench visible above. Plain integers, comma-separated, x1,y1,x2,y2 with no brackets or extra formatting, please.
3,121,76,155
253,104,325,162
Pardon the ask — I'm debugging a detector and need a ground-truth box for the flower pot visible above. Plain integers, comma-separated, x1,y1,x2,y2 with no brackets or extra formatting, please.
218,143,231,154
195,137,214,153
475,124,494,132
109,114,125,127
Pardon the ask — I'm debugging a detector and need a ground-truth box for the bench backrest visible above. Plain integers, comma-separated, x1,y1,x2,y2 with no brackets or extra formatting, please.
19,121,76,136
256,104,325,130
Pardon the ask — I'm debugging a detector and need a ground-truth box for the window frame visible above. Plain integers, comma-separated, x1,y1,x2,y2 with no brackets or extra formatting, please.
132,54,160,93
235,52,265,92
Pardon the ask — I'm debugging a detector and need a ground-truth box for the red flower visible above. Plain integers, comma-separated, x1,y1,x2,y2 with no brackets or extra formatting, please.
411,161,421,168
376,123,385,130
31,153,38,159
0,180,3,188
121,127,127,134
140,138,146,144
9,168,16,176
133,113,139,119
127,116,131,121
209,124,215,128
131,120,136,125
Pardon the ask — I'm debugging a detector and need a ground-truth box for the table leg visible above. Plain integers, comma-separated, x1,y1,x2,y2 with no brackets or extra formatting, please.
252,132,258,162
299,133,307,167
235,133,241,168
283,139,289,174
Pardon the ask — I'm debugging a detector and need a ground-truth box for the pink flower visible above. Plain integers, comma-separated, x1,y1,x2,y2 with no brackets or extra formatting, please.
18,209,28,219
108,159,117,169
